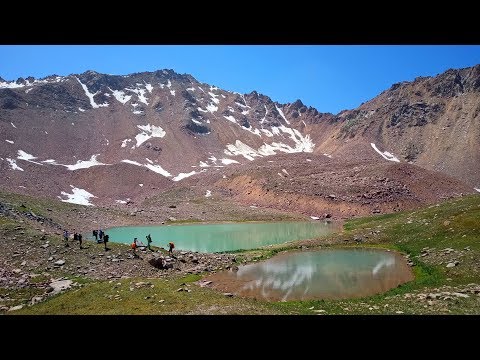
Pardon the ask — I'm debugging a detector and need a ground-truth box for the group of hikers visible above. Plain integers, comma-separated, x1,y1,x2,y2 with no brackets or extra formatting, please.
130,234,175,258
63,229,175,257
63,229,109,250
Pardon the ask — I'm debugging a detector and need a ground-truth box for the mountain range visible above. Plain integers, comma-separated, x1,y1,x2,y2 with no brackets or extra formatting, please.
1,65,478,219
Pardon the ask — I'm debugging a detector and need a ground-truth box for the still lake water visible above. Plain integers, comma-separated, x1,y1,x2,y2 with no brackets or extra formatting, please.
101,221,336,253
205,249,413,301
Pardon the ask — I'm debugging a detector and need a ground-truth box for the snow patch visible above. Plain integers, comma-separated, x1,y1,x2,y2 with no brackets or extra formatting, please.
260,105,268,124
282,169,289,176
116,200,127,204
170,90,175,96
224,115,237,123
144,163,172,177
172,171,198,181
186,87,195,91
59,185,96,206
225,141,261,161
121,159,143,166
474,188,480,193
78,107,86,112
191,119,202,125
17,150,38,162
11,122,17,128
126,86,148,105
275,105,290,124
109,88,132,104
75,77,109,109
310,216,320,220
145,83,153,93
323,153,332,158
5,140,14,144
121,139,132,148
6,158,24,171
139,184,144,187
63,154,108,170
205,190,212,197
370,143,400,162
134,124,166,147
221,158,239,165
206,103,218,113
222,175,226,179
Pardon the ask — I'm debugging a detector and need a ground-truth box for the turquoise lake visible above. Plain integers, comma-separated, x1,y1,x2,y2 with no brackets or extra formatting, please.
101,221,336,253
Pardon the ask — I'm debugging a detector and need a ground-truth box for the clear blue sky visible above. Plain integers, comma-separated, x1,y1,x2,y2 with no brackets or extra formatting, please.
1,45,479,114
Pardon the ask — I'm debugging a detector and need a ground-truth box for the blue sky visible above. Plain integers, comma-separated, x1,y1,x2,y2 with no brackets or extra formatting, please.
1,45,479,114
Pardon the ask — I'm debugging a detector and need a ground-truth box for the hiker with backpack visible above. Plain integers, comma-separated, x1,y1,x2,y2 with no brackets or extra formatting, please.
103,234,109,251
146,234,153,251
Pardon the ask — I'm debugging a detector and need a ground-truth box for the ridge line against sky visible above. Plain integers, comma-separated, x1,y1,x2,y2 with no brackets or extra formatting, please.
1,45,480,114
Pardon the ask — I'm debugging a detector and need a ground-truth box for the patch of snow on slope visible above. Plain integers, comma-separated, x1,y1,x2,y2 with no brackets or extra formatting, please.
59,185,96,206
323,153,332,158
172,171,198,181
205,190,212,197
17,150,40,163
121,139,132,148
145,83,153,93
121,160,171,177
206,103,218,113
139,184,144,187
126,87,148,105
275,105,290,124
224,115,237,123
75,77,109,109
64,154,108,170
78,108,86,112
226,141,261,161
277,125,315,152
11,122,17,128
186,87,195,91
109,88,132,104
370,143,400,162
208,92,219,104
6,158,24,171
197,107,208,113
306,159,312,162
170,90,175,96
221,158,239,165
145,164,172,177
199,161,210,167
282,169,289,176
42,159,58,164
25,88,33,94
474,188,480,193
192,119,202,125
135,124,166,147
121,159,143,166
116,200,127,204
5,140,14,144
0,81,24,89
260,105,268,124
310,216,320,220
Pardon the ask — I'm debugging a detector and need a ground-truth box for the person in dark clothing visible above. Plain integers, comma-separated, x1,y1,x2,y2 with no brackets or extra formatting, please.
103,234,109,251
168,242,175,255
73,232,78,242
99,229,104,242
78,233,83,249
146,234,152,251
93,230,98,242
63,230,69,247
